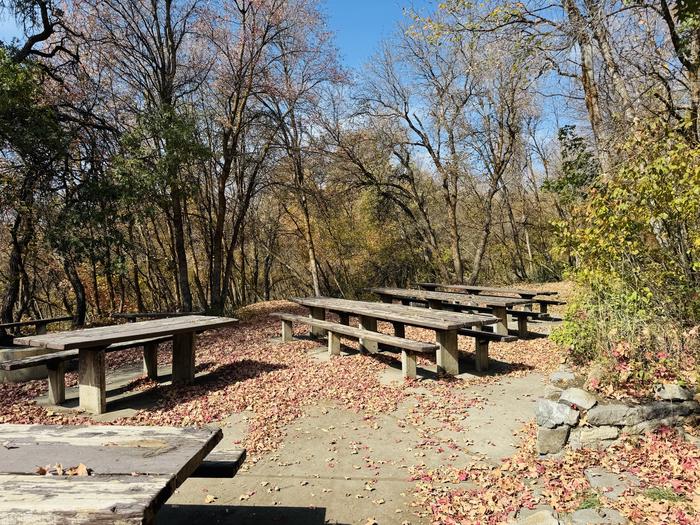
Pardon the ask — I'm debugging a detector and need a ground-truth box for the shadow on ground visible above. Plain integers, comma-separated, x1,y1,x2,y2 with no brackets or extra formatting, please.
157,504,334,525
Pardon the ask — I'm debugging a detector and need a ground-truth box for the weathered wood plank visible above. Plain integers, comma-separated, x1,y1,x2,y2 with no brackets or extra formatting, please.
291,297,496,331
272,314,438,353
415,282,558,297
0,474,171,524
0,424,223,524
2,337,171,371
368,287,534,308
14,316,237,351
0,425,222,478
191,449,246,479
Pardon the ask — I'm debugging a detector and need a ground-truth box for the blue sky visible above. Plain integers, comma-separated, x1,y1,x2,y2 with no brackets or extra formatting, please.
1,1,433,69
324,0,433,69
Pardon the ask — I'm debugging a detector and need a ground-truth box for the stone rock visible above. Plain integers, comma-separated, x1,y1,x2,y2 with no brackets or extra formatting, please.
560,387,598,410
655,383,695,401
550,370,576,386
623,416,685,435
519,509,561,525
580,425,619,444
637,400,699,421
537,399,580,428
517,506,558,520
584,467,639,500
587,404,638,426
537,426,570,455
544,384,563,401
570,508,627,525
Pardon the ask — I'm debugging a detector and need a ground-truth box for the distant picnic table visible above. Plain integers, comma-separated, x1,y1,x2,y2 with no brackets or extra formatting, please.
292,297,497,375
13,315,237,414
0,316,72,335
368,287,534,336
0,424,231,524
415,283,564,314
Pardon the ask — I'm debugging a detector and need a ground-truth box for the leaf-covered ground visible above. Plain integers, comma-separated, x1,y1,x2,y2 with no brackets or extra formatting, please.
1,298,698,524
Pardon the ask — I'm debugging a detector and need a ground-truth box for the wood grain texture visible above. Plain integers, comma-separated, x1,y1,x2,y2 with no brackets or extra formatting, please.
368,287,534,308
2,337,171,371
415,283,558,297
291,297,496,331
272,314,438,352
0,424,223,524
14,316,237,351
0,474,171,524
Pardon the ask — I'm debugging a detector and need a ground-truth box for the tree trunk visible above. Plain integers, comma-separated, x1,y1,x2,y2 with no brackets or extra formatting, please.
171,188,193,311
63,258,86,327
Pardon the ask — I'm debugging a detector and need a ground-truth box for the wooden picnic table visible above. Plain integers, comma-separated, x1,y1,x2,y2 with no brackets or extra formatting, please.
292,297,497,376
416,282,558,299
0,423,222,524
13,315,238,414
368,287,534,336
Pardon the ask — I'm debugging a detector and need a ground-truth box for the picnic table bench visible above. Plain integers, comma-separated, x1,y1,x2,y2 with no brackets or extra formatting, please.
13,315,238,414
0,424,246,524
289,297,500,374
369,287,534,336
415,283,565,314
0,316,72,339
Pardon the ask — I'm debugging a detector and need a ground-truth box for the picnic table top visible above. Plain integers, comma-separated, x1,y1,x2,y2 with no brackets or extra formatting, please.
0,424,221,524
13,315,238,351
292,297,497,330
0,316,72,330
369,287,534,307
416,283,558,297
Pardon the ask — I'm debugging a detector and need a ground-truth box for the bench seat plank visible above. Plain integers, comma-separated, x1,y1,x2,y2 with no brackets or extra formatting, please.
0,316,72,331
191,449,246,478
0,424,223,524
1,336,171,371
273,313,438,353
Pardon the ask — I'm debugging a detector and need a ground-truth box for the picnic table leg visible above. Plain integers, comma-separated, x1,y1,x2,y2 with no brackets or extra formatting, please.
474,339,489,372
392,321,405,338
517,316,528,338
172,332,196,385
436,329,459,376
281,319,294,342
401,350,417,379
46,362,65,405
338,312,350,326
328,331,341,356
309,307,326,338
143,342,159,380
79,348,106,414
492,306,509,336
540,303,549,315
359,315,378,353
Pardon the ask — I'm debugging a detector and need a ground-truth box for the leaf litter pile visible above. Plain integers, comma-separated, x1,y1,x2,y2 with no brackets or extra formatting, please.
0,299,698,524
